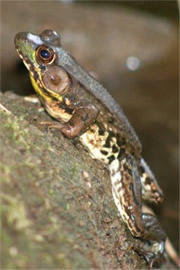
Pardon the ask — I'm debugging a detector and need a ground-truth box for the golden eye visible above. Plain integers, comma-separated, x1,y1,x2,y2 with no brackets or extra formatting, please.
36,46,55,64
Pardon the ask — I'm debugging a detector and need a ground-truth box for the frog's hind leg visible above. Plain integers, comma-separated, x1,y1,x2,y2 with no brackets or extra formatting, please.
109,155,144,238
139,158,163,204
109,156,166,266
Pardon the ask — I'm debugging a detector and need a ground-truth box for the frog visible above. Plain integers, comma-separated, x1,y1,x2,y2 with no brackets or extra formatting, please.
14,30,166,266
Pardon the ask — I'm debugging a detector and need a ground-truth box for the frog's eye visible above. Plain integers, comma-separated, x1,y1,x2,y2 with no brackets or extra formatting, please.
36,46,55,64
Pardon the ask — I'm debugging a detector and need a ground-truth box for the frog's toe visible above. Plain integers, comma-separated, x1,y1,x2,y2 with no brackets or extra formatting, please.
145,242,165,269
134,238,165,269
153,190,164,204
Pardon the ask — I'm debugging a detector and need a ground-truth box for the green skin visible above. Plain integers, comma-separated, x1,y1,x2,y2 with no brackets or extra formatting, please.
15,30,166,266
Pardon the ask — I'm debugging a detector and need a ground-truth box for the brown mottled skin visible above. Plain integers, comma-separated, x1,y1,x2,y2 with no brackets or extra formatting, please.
15,30,166,267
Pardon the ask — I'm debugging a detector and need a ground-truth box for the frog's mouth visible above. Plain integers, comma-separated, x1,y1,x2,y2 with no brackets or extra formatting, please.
15,48,36,79
16,49,30,70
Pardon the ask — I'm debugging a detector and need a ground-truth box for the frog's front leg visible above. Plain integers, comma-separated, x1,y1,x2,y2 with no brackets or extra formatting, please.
43,104,98,139
61,104,98,138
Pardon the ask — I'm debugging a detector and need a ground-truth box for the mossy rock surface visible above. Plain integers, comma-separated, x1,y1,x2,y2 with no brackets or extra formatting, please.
0,92,175,269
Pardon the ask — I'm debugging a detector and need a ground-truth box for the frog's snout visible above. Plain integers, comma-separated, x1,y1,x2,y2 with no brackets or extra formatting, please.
14,32,43,49
14,32,27,45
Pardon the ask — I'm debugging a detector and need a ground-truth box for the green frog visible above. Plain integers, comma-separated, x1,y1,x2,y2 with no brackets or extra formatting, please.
14,30,166,266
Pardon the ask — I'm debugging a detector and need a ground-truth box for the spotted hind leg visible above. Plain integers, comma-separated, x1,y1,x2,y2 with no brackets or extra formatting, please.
109,155,145,238
139,158,163,204
109,155,165,240
109,156,166,266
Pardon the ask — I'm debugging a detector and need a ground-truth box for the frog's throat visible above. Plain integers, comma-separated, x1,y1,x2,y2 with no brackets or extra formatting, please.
29,74,63,103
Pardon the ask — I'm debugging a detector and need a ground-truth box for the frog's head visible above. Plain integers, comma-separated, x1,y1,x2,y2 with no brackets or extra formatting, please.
14,30,71,101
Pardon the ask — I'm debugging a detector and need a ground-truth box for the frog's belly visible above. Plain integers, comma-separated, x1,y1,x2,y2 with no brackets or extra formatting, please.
80,123,120,165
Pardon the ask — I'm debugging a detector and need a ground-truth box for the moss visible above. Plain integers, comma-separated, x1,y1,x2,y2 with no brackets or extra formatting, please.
2,114,30,151
1,193,31,231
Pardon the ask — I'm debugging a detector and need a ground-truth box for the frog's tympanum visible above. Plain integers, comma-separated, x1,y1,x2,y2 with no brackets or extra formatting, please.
15,30,166,266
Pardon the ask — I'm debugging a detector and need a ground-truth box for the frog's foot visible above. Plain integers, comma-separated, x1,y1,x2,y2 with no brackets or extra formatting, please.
139,158,163,204
135,213,166,268
133,239,165,269
40,118,87,138
50,104,98,139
